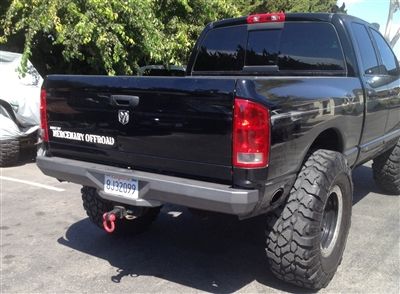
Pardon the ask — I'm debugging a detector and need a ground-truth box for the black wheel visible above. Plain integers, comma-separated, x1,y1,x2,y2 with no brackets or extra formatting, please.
0,138,20,167
266,150,353,289
81,186,161,234
372,140,400,195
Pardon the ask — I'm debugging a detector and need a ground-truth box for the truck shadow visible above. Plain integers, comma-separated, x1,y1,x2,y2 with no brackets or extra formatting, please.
352,164,388,205
17,147,37,166
57,164,383,293
58,210,309,293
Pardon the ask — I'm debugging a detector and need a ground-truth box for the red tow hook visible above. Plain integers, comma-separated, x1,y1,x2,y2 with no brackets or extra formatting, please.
102,212,116,233
102,206,127,234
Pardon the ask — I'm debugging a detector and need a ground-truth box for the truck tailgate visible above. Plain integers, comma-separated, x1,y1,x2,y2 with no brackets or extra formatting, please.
44,76,235,182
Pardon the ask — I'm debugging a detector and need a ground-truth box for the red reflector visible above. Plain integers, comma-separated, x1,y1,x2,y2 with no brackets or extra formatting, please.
233,98,270,168
40,88,49,142
247,12,285,24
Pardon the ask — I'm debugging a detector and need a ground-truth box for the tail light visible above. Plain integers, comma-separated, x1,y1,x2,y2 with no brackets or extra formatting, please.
247,12,285,24
233,98,270,168
40,88,49,142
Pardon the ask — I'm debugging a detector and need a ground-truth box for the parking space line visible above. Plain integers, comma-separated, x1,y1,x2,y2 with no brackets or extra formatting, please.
0,176,65,192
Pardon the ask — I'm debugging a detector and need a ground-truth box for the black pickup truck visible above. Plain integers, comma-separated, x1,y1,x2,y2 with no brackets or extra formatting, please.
37,12,400,289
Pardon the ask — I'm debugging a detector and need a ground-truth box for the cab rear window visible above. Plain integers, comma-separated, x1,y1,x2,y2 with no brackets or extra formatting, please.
193,22,346,74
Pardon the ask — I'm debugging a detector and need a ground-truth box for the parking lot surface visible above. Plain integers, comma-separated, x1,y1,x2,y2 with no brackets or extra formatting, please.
0,161,399,293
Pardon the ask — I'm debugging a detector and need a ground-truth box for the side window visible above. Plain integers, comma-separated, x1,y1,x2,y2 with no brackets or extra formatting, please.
351,23,380,75
370,29,399,76
193,25,247,72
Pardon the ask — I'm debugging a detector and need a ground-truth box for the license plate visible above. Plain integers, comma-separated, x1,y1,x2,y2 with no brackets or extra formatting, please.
104,174,139,199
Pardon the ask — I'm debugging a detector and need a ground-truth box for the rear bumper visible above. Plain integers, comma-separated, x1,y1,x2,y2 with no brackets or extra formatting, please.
36,155,260,216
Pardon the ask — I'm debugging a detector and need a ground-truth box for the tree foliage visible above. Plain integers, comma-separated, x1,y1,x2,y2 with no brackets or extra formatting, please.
0,0,337,76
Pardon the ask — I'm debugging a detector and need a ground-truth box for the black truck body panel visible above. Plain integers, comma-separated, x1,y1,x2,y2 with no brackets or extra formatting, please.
235,77,365,184
44,75,370,188
45,76,235,183
38,12,400,217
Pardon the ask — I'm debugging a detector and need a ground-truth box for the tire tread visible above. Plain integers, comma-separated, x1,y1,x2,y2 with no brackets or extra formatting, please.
372,141,400,194
0,138,20,167
266,150,352,289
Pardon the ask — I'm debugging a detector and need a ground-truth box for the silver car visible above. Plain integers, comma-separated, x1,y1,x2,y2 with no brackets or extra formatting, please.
0,51,42,166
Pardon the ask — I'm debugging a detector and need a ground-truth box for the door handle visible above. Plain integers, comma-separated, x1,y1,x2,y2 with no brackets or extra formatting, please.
111,95,140,107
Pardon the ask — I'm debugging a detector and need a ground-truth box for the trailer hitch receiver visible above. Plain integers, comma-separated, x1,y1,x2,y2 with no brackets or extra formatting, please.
102,206,127,233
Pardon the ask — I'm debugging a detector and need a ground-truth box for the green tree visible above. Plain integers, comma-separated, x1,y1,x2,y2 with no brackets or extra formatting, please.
153,0,240,65
1,0,168,75
1,0,339,76
0,0,239,75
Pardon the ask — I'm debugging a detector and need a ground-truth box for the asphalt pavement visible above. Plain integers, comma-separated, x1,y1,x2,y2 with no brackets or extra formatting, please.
0,159,399,293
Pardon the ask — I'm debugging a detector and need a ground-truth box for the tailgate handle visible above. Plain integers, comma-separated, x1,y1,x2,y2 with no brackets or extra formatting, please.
111,95,140,107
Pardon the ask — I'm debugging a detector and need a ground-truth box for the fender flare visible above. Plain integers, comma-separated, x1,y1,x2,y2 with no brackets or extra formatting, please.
299,127,345,170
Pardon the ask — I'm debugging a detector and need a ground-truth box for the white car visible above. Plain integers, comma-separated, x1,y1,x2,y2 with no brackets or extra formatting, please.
0,51,42,166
